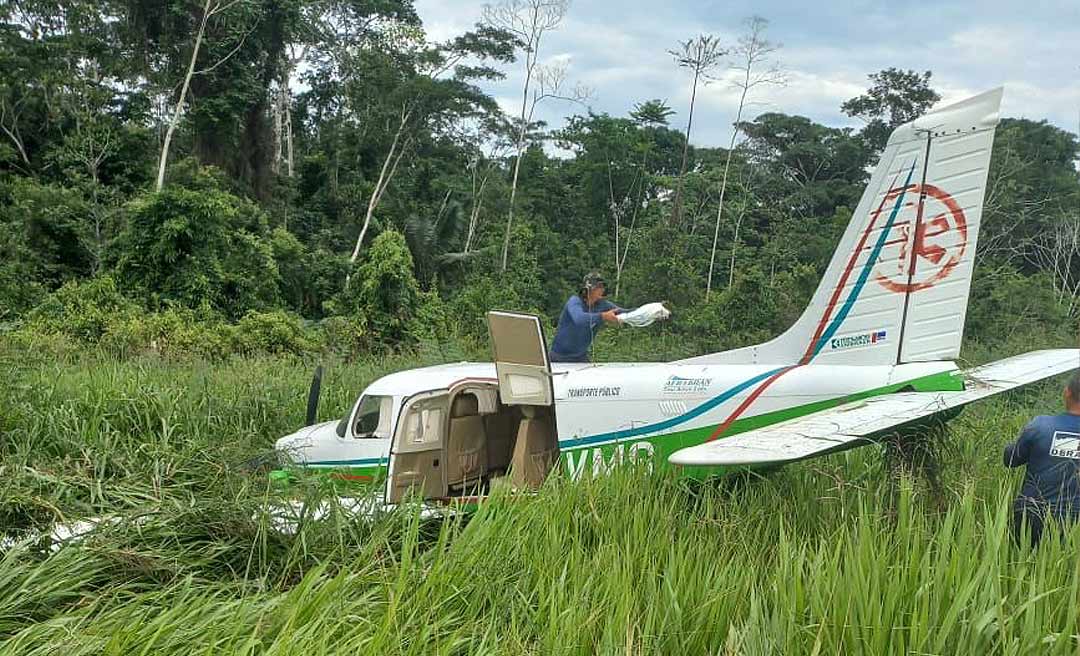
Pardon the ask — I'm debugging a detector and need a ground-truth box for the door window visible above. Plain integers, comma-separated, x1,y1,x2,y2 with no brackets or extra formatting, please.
401,399,445,447
486,311,553,406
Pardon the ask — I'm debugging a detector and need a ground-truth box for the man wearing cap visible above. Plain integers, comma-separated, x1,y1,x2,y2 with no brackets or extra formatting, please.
548,272,625,363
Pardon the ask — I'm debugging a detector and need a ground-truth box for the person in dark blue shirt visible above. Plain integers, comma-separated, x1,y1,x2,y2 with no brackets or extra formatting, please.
1004,370,1080,547
549,272,625,363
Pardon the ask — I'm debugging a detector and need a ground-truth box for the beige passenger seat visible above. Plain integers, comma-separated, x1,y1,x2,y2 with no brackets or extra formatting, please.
509,406,557,489
484,406,517,474
446,394,487,489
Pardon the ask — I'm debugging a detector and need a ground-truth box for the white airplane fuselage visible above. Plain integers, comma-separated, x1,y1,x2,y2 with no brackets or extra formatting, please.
275,358,962,488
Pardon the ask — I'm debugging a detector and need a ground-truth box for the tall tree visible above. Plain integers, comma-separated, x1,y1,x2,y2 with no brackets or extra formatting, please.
345,26,515,268
706,16,785,297
841,68,941,153
483,0,578,273
668,34,725,225
463,114,512,255
616,99,675,296
154,0,247,192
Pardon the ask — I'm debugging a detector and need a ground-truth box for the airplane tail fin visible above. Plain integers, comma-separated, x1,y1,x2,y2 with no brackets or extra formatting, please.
681,88,1003,366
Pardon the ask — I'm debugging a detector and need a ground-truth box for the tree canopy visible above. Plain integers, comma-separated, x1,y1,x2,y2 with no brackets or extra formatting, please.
1,0,1077,358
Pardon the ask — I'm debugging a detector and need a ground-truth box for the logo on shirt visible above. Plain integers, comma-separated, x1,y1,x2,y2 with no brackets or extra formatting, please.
662,376,712,394
1049,431,1080,459
829,330,887,351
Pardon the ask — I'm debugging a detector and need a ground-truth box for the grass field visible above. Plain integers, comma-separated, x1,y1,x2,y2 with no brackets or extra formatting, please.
3,335,1080,655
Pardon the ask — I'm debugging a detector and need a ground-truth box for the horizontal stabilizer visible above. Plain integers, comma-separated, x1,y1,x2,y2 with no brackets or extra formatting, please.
668,349,1079,467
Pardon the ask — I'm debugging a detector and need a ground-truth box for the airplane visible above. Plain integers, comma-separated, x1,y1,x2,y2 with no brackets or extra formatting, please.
273,87,1079,505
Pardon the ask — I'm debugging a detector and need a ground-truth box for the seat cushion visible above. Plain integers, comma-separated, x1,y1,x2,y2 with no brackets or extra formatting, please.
509,411,557,489
446,415,486,486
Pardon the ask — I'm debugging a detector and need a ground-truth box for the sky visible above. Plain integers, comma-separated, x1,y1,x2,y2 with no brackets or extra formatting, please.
415,0,1080,147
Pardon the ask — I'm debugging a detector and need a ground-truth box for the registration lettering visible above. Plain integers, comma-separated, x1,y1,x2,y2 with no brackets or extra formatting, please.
563,441,655,480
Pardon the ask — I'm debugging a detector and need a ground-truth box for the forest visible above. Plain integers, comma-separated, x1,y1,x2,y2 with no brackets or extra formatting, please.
2,0,1078,361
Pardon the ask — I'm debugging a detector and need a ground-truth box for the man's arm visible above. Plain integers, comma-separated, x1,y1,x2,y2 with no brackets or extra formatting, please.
566,297,605,329
593,299,630,323
1004,418,1040,467
595,299,634,314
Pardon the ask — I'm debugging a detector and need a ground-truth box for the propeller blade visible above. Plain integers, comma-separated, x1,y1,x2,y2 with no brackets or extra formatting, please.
306,365,323,426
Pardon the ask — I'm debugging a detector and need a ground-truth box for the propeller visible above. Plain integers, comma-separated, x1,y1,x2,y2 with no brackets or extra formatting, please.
306,365,323,426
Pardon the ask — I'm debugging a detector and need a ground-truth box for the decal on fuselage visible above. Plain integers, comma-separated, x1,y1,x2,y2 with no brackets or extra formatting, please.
662,376,712,395
830,330,887,351
568,386,622,398
563,441,655,480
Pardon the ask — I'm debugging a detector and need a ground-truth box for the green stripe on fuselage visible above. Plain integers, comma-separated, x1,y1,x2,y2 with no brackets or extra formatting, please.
558,368,964,479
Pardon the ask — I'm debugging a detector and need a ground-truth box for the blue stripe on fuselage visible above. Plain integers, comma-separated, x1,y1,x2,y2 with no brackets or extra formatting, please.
557,366,788,450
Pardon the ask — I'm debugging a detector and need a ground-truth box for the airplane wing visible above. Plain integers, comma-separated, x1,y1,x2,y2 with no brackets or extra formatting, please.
668,349,1080,467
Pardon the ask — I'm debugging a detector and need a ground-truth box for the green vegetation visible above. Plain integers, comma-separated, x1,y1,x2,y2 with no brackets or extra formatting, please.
2,338,1080,654
2,3,1078,356
3,0,1080,651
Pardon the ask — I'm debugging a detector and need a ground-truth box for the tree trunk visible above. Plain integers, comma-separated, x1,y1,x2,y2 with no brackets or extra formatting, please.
0,122,30,170
608,161,620,288
285,94,294,177
465,171,489,254
155,0,212,192
727,211,743,287
501,44,539,274
89,159,102,273
670,68,699,225
706,145,736,298
271,80,283,175
501,147,524,272
706,80,750,298
615,149,649,298
349,109,410,265
496,103,531,272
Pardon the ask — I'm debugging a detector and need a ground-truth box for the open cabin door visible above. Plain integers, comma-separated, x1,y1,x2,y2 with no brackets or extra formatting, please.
386,390,447,504
486,311,559,489
486,311,553,407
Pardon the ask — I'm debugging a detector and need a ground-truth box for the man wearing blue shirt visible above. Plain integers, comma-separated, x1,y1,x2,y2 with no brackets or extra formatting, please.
549,272,625,363
1004,371,1080,547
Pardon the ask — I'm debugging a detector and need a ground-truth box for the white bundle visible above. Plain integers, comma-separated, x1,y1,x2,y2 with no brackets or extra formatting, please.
617,302,671,328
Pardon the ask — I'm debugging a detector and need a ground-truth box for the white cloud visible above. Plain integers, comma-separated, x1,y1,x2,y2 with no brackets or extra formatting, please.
414,0,1080,145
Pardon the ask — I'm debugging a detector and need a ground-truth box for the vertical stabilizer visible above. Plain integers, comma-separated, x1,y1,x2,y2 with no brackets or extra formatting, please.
680,88,1002,366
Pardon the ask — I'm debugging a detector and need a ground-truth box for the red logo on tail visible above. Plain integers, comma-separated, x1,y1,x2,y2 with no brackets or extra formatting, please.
874,184,968,293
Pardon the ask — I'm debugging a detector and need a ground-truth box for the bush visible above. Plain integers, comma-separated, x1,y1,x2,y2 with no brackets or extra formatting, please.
446,274,539,341
270,229,349,319
110,181,281,318
0,259,44,322
233,310,318,356
28,276,139,341
964,265,1074,358
24,279,320,360
100,308,235,360
679,267,781,352
1,178,96,288
327,230,446,348
317,315,368,358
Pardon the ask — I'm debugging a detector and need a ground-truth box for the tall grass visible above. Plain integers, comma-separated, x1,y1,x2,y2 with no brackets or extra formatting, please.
2,337,1078,654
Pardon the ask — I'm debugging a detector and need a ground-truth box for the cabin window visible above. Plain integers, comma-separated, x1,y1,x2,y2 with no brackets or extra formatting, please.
401,400,444,446
353,395,393,439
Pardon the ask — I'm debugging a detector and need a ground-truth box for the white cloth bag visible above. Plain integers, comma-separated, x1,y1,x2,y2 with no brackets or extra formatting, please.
617,302,671,327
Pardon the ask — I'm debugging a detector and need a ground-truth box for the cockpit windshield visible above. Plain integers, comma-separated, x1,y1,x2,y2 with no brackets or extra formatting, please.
350,395,393,438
